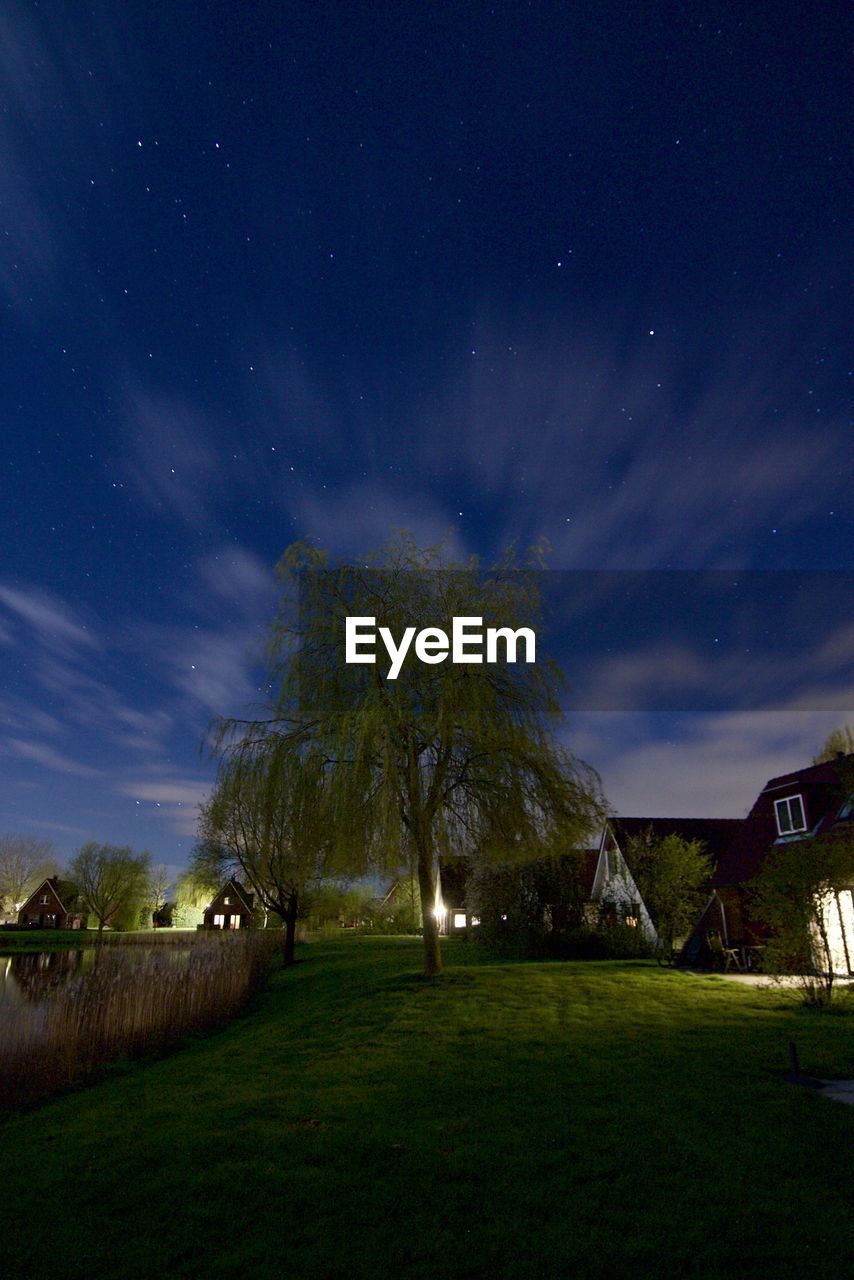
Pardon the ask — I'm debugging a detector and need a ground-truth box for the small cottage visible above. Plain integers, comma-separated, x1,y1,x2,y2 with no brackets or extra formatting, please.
17,877,88,929
202,879,255,929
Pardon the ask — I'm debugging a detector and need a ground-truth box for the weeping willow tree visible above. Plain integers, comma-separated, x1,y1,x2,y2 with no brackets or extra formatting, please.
197,742,333,963
213,534,604,976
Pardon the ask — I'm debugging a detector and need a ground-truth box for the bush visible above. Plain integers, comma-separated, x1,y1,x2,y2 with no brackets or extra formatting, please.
549,924,656,961
751,828,854,1008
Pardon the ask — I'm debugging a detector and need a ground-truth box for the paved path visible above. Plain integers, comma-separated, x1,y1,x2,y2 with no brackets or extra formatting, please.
705,972,854,989
820,1079,854,1106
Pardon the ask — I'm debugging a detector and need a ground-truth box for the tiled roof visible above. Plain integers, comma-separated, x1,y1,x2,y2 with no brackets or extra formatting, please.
578,848,600,895
712,755,853,887
610,817,742,868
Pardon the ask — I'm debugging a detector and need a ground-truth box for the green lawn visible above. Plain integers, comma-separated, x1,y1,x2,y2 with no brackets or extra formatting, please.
0,927,98,951
2,937,852,1279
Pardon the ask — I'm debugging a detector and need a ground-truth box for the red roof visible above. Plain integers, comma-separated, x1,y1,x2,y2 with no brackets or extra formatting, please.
578,849,600,896
609,817,742,870
712,755,853,887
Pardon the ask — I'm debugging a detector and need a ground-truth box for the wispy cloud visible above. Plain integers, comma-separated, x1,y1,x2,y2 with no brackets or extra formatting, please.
197,546,277,612
0,583,99,652
0,3,128,316
411,307,848,568
289,481,470,561
122,389,226,527
6,738,103,779
121,777,212,837
151,626,263,719
34,656,173,752
573,709,853,820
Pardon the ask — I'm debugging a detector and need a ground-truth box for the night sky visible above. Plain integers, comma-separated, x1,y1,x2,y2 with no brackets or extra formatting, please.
1,1,850,876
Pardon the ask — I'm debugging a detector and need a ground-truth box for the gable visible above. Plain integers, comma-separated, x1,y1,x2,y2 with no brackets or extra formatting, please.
208,880,254,913
593,816,742,917
21,878,66,915
713,756,853,887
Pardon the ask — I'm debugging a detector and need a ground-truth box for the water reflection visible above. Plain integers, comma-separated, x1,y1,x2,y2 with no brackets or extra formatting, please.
0,949,93,1008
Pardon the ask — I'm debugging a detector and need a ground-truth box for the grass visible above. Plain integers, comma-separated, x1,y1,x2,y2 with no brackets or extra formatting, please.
1,936,852,1279
0,927,99,951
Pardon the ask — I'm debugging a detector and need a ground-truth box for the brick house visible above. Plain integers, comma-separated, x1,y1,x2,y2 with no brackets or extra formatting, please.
684,754,854,972
202,878,255,929
17,877,88,929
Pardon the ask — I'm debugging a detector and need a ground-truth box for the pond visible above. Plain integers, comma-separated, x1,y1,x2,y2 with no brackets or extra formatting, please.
0,949,95,1012
0,946,192,1019
1,933,275,1108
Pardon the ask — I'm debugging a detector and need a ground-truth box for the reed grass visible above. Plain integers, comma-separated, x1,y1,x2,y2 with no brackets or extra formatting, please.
0,931,281,1108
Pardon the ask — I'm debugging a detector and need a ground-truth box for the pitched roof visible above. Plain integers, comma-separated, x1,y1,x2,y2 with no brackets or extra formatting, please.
213,878,255,912
609,817,742,868
577,849,600,896
712,754,853,887
21,876,82,913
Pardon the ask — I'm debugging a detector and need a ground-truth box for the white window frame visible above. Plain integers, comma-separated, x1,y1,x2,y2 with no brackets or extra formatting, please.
774,793,807,836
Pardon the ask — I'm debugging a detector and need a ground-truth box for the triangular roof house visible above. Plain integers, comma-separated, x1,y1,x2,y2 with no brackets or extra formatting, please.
202,878,256,929
592,816,743,944
17,877,88,930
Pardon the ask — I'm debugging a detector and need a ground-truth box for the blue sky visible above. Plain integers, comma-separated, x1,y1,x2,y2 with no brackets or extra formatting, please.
0,1,850,874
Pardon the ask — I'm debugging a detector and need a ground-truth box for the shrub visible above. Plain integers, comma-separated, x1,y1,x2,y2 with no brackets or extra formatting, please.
549,923,656,961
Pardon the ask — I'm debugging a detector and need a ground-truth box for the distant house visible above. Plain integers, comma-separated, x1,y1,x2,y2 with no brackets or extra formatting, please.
373,861,471,934
202,879,255,929
591,817,743,944
435,857,475,934
369,876,421,930
685,755,854,973
17,877,88,930
440,851,597,936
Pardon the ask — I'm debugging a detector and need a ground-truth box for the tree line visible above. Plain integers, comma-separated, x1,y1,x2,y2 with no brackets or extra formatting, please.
4,531,850,991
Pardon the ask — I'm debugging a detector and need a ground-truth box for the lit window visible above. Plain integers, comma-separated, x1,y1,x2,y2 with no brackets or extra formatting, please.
213,913,225,927
775,794,807,836
453,913,467,929
224,896,231,904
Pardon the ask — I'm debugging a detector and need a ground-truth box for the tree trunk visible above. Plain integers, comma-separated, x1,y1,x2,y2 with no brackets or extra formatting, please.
283,892,298,965
416,843,442,976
